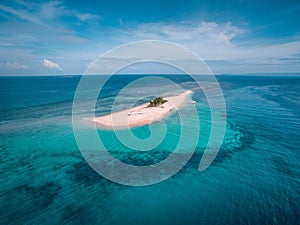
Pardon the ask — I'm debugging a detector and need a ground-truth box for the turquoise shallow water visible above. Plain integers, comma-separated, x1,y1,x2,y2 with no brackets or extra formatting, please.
0,75,299,224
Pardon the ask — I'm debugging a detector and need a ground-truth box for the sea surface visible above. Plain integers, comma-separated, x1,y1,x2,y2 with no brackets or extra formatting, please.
0,75,299,224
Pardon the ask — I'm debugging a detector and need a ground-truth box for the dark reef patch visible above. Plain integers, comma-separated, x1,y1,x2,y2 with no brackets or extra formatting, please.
13,182,62,208
67,161,112,189
0,182,62,224
61,204,96,225
111,150,171,166
186,122,256,169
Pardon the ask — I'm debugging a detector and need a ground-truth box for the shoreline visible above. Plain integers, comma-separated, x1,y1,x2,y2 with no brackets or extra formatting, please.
93,90,193,129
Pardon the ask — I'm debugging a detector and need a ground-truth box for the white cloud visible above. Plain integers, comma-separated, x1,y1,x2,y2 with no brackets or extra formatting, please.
0,3,44,25
113,21,246,61
6,62,29,69
42,58,63,71
119,18,124,26
39,1,65,19
59,35,88,43
0,1,100,25
116,21,242,47
114,21,300,65
77,13,101,22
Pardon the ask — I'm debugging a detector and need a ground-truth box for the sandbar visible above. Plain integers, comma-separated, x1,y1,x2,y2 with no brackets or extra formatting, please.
93,90,193,129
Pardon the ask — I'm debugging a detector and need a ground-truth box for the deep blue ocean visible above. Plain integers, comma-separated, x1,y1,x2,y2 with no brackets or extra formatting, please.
0,75,299,224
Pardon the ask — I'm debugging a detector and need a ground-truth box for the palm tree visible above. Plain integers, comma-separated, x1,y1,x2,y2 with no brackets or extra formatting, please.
148,97,167,107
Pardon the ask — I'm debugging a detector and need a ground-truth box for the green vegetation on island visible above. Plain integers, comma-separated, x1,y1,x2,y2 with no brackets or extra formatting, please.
148,97,168,107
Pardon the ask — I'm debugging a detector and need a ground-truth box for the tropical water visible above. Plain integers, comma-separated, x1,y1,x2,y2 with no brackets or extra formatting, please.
0,75,299,224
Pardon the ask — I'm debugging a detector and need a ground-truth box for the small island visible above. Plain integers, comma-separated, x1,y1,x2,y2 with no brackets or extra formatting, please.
93,90,193,129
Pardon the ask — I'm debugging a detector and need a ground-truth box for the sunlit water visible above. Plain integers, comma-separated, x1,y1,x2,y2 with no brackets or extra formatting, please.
0,75,299,224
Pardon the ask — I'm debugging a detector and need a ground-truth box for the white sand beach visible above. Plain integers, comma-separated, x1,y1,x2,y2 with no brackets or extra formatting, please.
94,90,193,129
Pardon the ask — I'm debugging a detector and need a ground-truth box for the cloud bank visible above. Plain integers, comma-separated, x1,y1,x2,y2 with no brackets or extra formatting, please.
5,62,29,69
115,21,300,65
42,58,63,71
0,1,299,75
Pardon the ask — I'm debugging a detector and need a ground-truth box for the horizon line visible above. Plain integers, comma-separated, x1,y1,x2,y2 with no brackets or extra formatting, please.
1,72,300,77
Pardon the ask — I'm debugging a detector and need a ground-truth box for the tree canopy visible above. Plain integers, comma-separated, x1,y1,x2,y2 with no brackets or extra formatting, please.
148,97,167,107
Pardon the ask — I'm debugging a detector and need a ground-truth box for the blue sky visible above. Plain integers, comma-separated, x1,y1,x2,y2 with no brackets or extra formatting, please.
0,0,300,75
